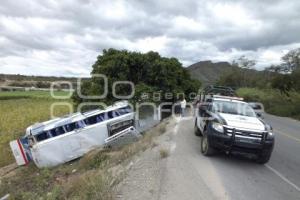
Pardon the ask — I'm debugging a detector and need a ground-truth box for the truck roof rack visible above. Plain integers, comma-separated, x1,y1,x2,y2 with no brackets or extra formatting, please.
210,94,244,101
202,85,236,97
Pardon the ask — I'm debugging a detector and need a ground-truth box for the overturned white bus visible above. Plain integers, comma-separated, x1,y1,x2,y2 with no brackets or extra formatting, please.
10,101,140,168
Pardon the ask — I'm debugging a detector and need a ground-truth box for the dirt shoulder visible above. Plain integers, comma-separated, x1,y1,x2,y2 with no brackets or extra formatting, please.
115,117,179,200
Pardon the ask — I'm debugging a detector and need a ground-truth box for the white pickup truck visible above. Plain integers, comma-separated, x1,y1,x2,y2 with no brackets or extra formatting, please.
194,86,274,164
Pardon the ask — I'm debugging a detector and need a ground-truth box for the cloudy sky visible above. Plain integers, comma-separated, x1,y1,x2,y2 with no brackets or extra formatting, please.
0,0,300,77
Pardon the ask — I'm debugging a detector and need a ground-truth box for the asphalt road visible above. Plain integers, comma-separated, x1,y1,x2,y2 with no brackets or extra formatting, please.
159,114,300,200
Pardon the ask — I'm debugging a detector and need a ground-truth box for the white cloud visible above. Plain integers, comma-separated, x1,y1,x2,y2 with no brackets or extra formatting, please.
209,3,261,28
133,36,169,53
0,0,300,76
171,16,207,35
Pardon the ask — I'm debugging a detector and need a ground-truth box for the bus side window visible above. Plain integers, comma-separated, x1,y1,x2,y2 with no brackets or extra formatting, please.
96,114,104,122
36,131,48,142
65,124,70,132
84,117,95,125
107,110,119,119
117,108,124,115
86,113,104,125
55,127,65,135
75,120,86,129
51,129,58,137
103,112,109,120
125,105,132,113
85,113,105,125
65,123,76,132
46,130,53,138
84,119,90,125
107,111,114,119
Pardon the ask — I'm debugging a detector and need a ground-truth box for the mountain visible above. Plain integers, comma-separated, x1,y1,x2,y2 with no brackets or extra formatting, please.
186,60,237,86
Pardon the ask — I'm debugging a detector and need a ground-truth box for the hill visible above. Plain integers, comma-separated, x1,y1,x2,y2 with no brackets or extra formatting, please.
187,60,278,90
186,60,237,86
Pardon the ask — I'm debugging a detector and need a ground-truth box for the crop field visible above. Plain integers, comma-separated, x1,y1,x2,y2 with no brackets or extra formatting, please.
0,90,72,100
0,91,72,167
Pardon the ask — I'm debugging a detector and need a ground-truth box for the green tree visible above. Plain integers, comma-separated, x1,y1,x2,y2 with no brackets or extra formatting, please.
232,55,256,87
217,68,243,88
232,55,256,70
271,74,293,96
281,48,300,72
289,69,300,92
73,49,201,107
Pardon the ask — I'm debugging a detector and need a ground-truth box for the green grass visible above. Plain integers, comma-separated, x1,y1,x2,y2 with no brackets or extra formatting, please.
237,88,300,120
0,90,71,100
0,91,72,167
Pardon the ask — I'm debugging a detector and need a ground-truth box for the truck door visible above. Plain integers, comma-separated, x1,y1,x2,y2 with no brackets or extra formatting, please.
198,104,209,132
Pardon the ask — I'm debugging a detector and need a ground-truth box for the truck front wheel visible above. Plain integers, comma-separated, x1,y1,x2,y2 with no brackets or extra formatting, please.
194,119,202,136
256,153,271,164
201,131,215,156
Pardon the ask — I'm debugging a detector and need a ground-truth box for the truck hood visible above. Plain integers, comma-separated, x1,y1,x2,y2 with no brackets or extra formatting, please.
218,113,265,131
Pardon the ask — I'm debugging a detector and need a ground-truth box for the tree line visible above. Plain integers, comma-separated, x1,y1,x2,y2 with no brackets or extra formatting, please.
217,48,300,96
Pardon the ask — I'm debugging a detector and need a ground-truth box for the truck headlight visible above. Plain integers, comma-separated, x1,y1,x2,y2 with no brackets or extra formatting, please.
268,132,273,136
267,132,274,139
265,124,274,139
212,122,224,133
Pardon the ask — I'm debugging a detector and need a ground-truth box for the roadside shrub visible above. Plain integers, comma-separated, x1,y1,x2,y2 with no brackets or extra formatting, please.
159,126,166,134
79,150,110,170
237,88,300,120
63,171,113,200
159,148,170,159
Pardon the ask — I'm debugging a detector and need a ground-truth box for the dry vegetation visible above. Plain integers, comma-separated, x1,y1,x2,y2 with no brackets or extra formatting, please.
159,148,170,159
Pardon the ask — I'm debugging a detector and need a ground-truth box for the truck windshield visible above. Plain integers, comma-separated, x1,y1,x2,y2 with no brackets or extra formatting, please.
249,103,262,110
212,100,256,117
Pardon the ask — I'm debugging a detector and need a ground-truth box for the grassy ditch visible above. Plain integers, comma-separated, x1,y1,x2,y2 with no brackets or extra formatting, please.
0,119,170,199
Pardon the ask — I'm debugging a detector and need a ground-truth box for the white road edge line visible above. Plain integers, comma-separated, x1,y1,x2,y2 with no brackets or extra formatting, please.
265,164,300,192
275,129,300,143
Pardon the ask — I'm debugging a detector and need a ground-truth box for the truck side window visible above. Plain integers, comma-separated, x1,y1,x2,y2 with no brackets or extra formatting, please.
199,104,208,117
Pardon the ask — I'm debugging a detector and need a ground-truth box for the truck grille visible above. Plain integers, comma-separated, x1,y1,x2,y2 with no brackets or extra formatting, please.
224,126,266,142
